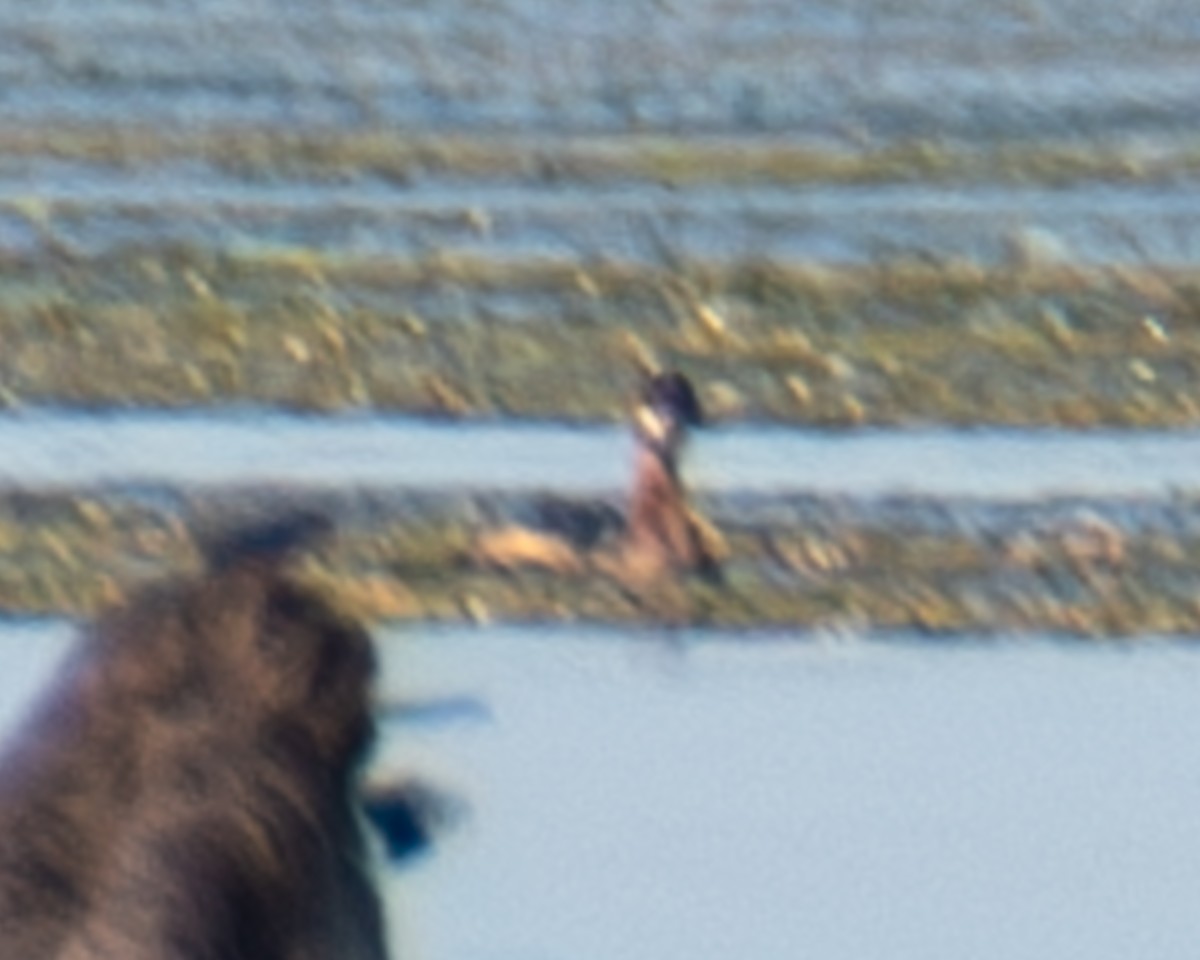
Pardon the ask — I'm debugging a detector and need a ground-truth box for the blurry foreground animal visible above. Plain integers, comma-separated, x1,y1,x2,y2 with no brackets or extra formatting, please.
0,513,391,960
474,370,723,584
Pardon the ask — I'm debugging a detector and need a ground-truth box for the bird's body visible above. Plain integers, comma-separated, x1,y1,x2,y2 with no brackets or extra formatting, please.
474,371,722,586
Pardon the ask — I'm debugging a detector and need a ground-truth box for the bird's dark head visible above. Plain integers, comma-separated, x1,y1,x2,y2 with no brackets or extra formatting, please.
633,371,704,457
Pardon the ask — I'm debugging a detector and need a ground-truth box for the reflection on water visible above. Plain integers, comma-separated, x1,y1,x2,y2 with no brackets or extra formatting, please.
7,622,1200,959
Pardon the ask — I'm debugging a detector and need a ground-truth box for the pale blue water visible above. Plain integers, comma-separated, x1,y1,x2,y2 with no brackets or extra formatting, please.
3,0,1200,264
7,623,1200,960
381,626,1200,960
4,413,1200,499
3,0,1200,140
3,176,1199,263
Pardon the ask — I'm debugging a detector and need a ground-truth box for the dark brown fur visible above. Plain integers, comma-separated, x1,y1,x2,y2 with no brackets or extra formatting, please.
0,519,388,960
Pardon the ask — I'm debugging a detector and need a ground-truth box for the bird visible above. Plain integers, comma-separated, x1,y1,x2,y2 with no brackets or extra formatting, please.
473,370,723,586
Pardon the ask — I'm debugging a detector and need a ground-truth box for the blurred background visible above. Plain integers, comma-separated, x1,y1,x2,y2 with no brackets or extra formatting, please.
3,0,1200,627
4,2,1200,958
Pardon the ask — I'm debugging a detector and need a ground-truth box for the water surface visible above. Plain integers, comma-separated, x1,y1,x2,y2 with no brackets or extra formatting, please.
4,0,1200,265
5,622,1200,960
380,626,1200,960
3,412,1200,499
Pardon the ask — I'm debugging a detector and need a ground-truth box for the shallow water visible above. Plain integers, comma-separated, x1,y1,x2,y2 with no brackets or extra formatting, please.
378,626,1200,960
4,412,1200,500
5,175,1200,264
4,0,1200,140
7,622,1200,960
4,0,1200,265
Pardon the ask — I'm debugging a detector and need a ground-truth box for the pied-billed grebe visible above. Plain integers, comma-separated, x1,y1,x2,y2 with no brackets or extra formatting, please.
474,370,722,584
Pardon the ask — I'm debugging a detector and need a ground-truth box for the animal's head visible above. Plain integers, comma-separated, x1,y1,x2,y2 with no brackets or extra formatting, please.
633,371,704,458
197,512,376,769
85,512,379,772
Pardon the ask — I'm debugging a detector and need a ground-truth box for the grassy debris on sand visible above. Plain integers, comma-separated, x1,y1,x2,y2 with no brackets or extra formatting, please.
6,124,1200,636
3,248,1200,426
3,490,1200,637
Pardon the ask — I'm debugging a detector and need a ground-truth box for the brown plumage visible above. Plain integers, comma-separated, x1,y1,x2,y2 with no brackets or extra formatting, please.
0,513,390,960
474,371,722,585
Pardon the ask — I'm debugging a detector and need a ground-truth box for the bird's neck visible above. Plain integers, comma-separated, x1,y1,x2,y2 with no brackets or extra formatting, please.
628,446,686,537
